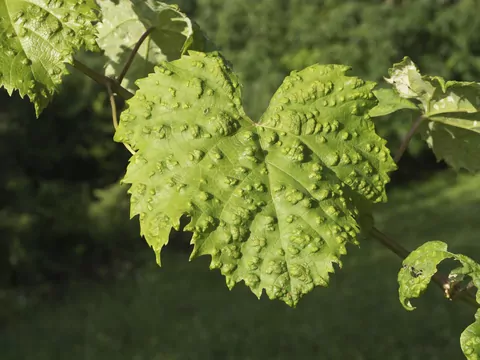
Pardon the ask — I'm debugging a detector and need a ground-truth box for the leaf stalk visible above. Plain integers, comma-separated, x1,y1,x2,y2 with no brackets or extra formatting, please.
394,115,425,163
71,59,134,100
117,27,155,83
106,83,135,155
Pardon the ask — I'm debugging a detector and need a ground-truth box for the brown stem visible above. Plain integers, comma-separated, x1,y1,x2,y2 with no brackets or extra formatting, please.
71,59,134,100
394,115,425,163
370,227,479,309
117,27,155,83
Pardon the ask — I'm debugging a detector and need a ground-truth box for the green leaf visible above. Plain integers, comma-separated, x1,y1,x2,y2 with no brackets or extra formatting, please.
0,0,99,116
182,20,216,54
96,0,206,92
461,310,480,360
398,241,450,310
385,57,435,108
426,79,480,116
114,51,396,306
398,240,480,359
420,121,480,172
429,112,480,134
369,88,419,117
385,56,480,172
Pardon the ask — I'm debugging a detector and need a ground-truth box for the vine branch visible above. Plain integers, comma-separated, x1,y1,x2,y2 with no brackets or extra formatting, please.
394,115,425,163
71,59,134,100
370,227,479,309
117,27,155,83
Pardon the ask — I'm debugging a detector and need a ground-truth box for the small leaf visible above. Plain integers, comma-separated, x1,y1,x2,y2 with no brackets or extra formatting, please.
385,57,435,108
96,0,207,92
461,309,480,359
0,0,99,116
385,57,480,172
398,241,480,359
369,88,419,117
115,51,395,306
398,241,451,310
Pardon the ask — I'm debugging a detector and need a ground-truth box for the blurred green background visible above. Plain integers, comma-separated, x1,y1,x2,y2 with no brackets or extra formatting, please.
1,0,480,358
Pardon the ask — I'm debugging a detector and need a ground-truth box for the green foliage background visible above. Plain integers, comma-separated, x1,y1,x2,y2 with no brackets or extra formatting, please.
1,0,480,357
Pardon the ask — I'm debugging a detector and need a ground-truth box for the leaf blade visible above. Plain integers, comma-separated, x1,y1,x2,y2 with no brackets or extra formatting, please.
369,88,419,117
0,0,99,116
115,52,395,306
420,121,480,172
398,240,480,358
397,241,451,311
96,0,208,91
260,66,397,204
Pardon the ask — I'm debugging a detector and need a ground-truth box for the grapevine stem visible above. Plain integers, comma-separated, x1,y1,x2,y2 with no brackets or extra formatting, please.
370,227,479,309
117,27,155,83
71,59,134,100
106,83,135,155
394,115,425,163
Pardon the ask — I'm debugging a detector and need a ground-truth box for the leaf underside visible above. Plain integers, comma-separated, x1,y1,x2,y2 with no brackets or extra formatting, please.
96,0,203,92
385,56,480,172
398,241,480,359
0,0,99,116
115,51,396,306
420,121,480,172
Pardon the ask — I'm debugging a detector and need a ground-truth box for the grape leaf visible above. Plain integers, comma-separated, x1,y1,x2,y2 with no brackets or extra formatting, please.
428,112,480,134
385,57,436,108
0,0,99,116
398,241,480,359
369,88,419,117
114,51,396,306
420,121,480,172
385,57,480,172
96,0,204,92
462,310,480,359
398,241,450,311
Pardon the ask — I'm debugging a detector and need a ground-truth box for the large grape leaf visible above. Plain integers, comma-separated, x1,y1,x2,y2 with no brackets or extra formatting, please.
384,57,480,172
0,0,99,116
114,51,396,306
398,241,480,359
96,0,207,92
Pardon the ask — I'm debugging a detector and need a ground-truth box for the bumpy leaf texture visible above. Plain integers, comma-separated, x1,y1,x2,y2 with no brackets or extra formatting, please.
0,0,99,116
384,57,480,172
398,241,480,359
96,0,207,92
114,51,396,306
